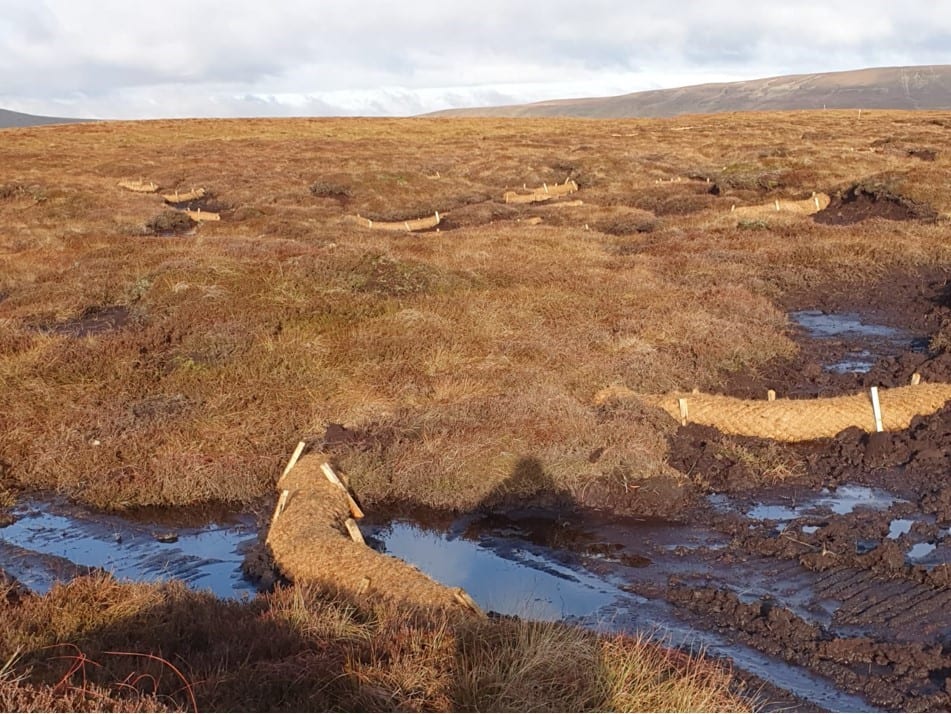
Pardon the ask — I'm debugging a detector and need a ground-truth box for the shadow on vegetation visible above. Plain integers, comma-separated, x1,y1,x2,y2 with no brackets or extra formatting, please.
478,456,574,512
0,571,741,712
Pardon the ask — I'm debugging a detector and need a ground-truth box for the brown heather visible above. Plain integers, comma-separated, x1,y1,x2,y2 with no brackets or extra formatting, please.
1,111,950,710
4,112,948,514
0,575,749,712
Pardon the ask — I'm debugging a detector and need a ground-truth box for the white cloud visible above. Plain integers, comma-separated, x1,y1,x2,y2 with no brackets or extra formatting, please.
0,0,949,118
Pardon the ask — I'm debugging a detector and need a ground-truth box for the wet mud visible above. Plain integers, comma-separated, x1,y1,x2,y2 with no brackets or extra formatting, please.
657,266,951,710
719,266,951,399
5,266,951,710
163,190,231,215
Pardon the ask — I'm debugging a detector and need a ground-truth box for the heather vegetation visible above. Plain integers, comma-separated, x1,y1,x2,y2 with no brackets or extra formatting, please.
2,110,950,710
0,576,748,712
3,112,948,516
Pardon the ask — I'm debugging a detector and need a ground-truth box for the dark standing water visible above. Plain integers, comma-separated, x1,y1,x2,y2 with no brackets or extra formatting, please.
364,509,875,712
0,498,258,599
789,310,928,373
1,496,881,710
367,519,616,621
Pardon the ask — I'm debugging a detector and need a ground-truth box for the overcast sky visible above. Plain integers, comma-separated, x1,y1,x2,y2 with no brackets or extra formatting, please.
1,1,949,119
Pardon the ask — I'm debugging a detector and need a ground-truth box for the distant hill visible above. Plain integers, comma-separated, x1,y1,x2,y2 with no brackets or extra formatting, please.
0,108,85,128
430,65,951,119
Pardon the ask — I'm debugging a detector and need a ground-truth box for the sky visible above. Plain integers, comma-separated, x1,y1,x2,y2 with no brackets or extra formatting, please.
1,1,949,119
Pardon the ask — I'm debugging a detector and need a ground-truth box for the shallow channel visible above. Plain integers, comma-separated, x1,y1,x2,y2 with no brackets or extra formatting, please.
364,504,877,712
0,497,258,599
1,494,879,710
789,309,928,373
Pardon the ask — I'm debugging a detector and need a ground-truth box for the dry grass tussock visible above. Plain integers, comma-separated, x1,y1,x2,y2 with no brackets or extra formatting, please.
2,111,951,514
0,574,750,712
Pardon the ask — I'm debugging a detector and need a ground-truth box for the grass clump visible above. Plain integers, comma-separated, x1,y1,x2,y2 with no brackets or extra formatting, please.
0,575,751,712
3,110,951,517
145,211,195,236
308,180,352,200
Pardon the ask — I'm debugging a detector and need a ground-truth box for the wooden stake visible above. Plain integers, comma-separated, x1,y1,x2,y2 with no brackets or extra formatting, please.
280,441,306,481
453,587,485,617
677,398,689,426
767,389,776,402
321,462,365,518
870,386,884,432
276,489,290,515
774,199,780,211
911,373,921,385
356,576,371,595
270,489,291,524
344,517,365,544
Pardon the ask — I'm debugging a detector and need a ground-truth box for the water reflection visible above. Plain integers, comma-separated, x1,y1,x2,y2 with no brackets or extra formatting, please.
369,520,617,620
0,498,258,598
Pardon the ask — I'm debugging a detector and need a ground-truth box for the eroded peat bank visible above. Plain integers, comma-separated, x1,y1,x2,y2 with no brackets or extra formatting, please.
2,111,951,711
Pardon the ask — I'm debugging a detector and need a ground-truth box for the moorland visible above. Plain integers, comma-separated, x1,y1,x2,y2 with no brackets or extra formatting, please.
1,109,950,710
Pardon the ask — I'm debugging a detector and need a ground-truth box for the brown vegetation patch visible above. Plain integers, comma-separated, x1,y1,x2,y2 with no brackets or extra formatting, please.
144,211,196,236
594,207,660,236
0,183,46,203
308,179,353,202
32,305,131,338
3,110,951,521
626,183,718,216
0,574,747,712
907,147,938,161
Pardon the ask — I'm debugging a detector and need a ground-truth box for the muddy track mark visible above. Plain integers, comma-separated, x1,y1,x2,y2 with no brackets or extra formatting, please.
668,582,951,711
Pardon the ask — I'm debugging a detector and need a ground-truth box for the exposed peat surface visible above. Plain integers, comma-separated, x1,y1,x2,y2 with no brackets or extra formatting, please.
0,119,951,711
366,268,951,711
5,270,951,710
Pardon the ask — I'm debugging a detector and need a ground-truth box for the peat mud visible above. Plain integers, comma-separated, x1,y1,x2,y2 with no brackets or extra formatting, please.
657,267,951,710
814,183,939,225
146,210,196,236
719,266,951,399
164,190,231,215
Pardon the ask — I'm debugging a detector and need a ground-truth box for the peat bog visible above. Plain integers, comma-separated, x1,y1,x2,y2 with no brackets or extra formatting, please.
3,111,951,711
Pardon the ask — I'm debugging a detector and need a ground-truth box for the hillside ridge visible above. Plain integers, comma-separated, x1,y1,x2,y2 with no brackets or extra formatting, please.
428,65,951,118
